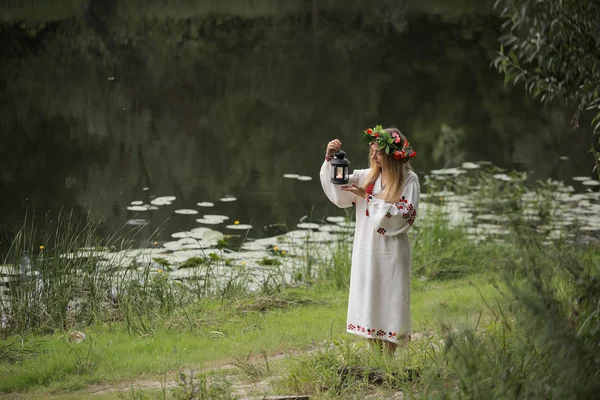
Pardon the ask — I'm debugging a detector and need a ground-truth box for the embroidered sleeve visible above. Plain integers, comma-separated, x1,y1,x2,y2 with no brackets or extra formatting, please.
365,175,420,236
320,161,363,209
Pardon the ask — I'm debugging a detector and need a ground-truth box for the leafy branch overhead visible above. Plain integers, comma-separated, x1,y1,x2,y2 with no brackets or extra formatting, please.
492,0,600,132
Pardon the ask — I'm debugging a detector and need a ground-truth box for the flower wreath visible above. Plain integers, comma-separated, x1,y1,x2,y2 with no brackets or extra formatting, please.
362,125,416,161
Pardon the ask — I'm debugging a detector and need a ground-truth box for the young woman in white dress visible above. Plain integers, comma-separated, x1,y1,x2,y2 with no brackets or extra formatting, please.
320,125,420,355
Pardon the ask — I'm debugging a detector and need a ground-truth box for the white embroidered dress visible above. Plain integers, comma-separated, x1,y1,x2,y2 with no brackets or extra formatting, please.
320,160,420,343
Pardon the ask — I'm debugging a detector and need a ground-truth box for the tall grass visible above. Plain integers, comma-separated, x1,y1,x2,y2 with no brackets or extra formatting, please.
416,236,600,399
0,212,117,333
411,206,513,280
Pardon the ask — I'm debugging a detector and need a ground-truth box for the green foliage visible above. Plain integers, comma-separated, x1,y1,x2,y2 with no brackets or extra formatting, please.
65,335,109,375
0,213,115,333
412,207,510,280
171,369,235,400
493,0,600,132
420,239,600,398
278,337,441,397
152,258,170,268
178,257,206,269
233,349,272,380
258,257,282,266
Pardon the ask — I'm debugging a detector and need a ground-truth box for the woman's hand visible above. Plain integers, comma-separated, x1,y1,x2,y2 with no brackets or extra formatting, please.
340,183,366,198
326,139,342,159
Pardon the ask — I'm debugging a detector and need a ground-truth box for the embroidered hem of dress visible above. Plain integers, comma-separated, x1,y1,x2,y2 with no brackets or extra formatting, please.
346,329,400,344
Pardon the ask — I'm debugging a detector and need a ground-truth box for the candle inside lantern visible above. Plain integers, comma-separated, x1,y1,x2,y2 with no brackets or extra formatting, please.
330,150,350,185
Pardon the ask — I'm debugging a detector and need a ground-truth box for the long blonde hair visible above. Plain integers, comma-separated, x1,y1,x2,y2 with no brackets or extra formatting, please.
362,127,413,203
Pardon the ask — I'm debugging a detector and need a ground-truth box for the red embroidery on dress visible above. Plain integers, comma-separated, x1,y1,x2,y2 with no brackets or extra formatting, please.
347,323,397,339
377,228,386,235
366,182,374,207
394,195,416,224
385,212,392,218
402,204,417,225
366,209,369,217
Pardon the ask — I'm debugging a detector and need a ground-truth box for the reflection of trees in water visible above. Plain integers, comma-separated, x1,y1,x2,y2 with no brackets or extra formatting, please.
0,2,591,243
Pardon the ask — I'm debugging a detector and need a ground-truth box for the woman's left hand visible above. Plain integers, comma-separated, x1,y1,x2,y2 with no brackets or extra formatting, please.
340,183,366,197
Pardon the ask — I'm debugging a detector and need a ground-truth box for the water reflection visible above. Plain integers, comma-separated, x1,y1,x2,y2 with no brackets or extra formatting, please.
0,3,597,250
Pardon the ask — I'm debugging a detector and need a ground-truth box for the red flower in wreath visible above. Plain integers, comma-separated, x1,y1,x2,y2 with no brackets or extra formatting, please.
366,128,373,134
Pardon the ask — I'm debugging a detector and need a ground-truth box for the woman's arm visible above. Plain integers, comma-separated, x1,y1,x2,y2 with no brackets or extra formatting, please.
320,160,363,208
364,174,420,236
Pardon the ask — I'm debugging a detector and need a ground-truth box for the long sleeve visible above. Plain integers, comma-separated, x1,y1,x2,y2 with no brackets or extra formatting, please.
365,173,420,236
320,160,364,208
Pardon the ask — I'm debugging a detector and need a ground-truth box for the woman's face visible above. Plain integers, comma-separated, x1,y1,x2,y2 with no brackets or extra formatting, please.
370,143,383,168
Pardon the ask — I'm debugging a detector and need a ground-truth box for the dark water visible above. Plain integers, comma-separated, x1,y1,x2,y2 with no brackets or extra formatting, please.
0,2,596,249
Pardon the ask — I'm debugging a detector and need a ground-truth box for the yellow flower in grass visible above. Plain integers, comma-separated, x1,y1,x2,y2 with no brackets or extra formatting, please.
39,245,45,250
241,261,247,266
281,250,287,255
234,220,240,225
157,269,163,274
273,246,279,251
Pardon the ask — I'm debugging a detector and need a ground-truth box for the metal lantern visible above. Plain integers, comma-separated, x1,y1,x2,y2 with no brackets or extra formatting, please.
330,150,350,185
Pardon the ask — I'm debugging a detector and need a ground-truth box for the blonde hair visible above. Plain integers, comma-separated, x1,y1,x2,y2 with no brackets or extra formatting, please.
362,127,413,203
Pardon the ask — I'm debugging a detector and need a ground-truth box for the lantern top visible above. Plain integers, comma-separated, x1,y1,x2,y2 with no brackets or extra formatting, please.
331,150,349,165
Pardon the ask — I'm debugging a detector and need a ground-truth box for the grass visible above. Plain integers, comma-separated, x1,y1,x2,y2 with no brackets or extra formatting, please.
0,273,502,396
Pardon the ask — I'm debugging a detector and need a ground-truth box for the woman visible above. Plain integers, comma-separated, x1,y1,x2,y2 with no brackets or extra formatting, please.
320,125,420,355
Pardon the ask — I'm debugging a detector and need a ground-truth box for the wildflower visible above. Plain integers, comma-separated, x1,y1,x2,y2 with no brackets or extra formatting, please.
281,250,287,255
273,246,279,251
39,245,45,250
366,128,373,134
241,261,247,266
158,269,163,274
234,220,240,225
153,241,158,246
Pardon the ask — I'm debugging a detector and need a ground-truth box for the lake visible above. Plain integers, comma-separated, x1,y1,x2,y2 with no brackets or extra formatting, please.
0,1,597,251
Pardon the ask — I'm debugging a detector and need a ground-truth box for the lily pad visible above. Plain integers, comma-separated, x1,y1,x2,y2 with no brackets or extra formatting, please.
461,162,480,169
196,218,223,225
326,216,347,223
220,197,237,202
492,174,512,182
174,209,198,215
297,176,313,181
430,168,465,176
297,222,320,229
127,205,155,212
171,231,193,239
130,201,144,205
203,214,229,220
197,202,214,207
151,196,175,206
226,224,253,230
283,174,300,179
582,180,600,186
126,219,148,226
